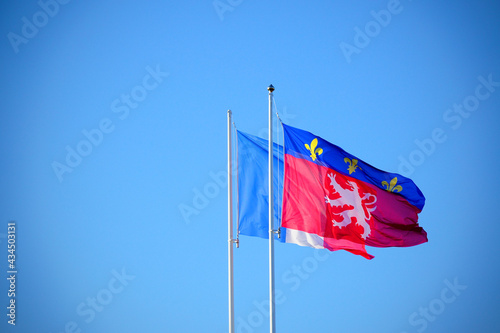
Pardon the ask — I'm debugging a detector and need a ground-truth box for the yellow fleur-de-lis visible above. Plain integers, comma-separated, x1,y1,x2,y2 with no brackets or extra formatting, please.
382,177,403,193
344,157,362,174
304,138,323,161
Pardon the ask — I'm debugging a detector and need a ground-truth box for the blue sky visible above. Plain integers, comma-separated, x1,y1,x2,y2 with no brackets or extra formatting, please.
1,0,499,332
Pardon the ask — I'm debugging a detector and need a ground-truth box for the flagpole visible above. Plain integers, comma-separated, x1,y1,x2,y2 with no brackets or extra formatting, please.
227,109,235,333
267,84,276,333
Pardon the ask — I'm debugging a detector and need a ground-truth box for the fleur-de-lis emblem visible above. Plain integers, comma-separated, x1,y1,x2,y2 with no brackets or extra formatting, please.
382,177,403,193
344,157,362,174
304,138,323,161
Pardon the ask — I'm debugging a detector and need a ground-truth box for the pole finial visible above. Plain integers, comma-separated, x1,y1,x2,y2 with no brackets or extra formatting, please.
267,84,275,93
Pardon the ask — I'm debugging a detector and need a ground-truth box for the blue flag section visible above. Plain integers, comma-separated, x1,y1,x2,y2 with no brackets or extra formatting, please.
237,131,286,242
283,124,425,211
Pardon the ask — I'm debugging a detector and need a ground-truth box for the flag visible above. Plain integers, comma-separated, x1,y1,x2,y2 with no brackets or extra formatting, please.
282,124,427,259
237,130,286,242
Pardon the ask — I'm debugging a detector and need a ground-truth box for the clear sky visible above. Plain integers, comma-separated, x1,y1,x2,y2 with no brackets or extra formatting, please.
1,0,499,332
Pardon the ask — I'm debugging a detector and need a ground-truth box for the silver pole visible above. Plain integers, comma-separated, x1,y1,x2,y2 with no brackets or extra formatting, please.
267,85,276,333
227,110,235,333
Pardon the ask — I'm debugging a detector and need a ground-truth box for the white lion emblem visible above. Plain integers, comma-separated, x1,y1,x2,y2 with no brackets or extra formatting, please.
324,173,377,239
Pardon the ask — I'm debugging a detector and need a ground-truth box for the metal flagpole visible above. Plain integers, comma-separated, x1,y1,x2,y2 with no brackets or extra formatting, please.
227,109,235,333
267,85,276,333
